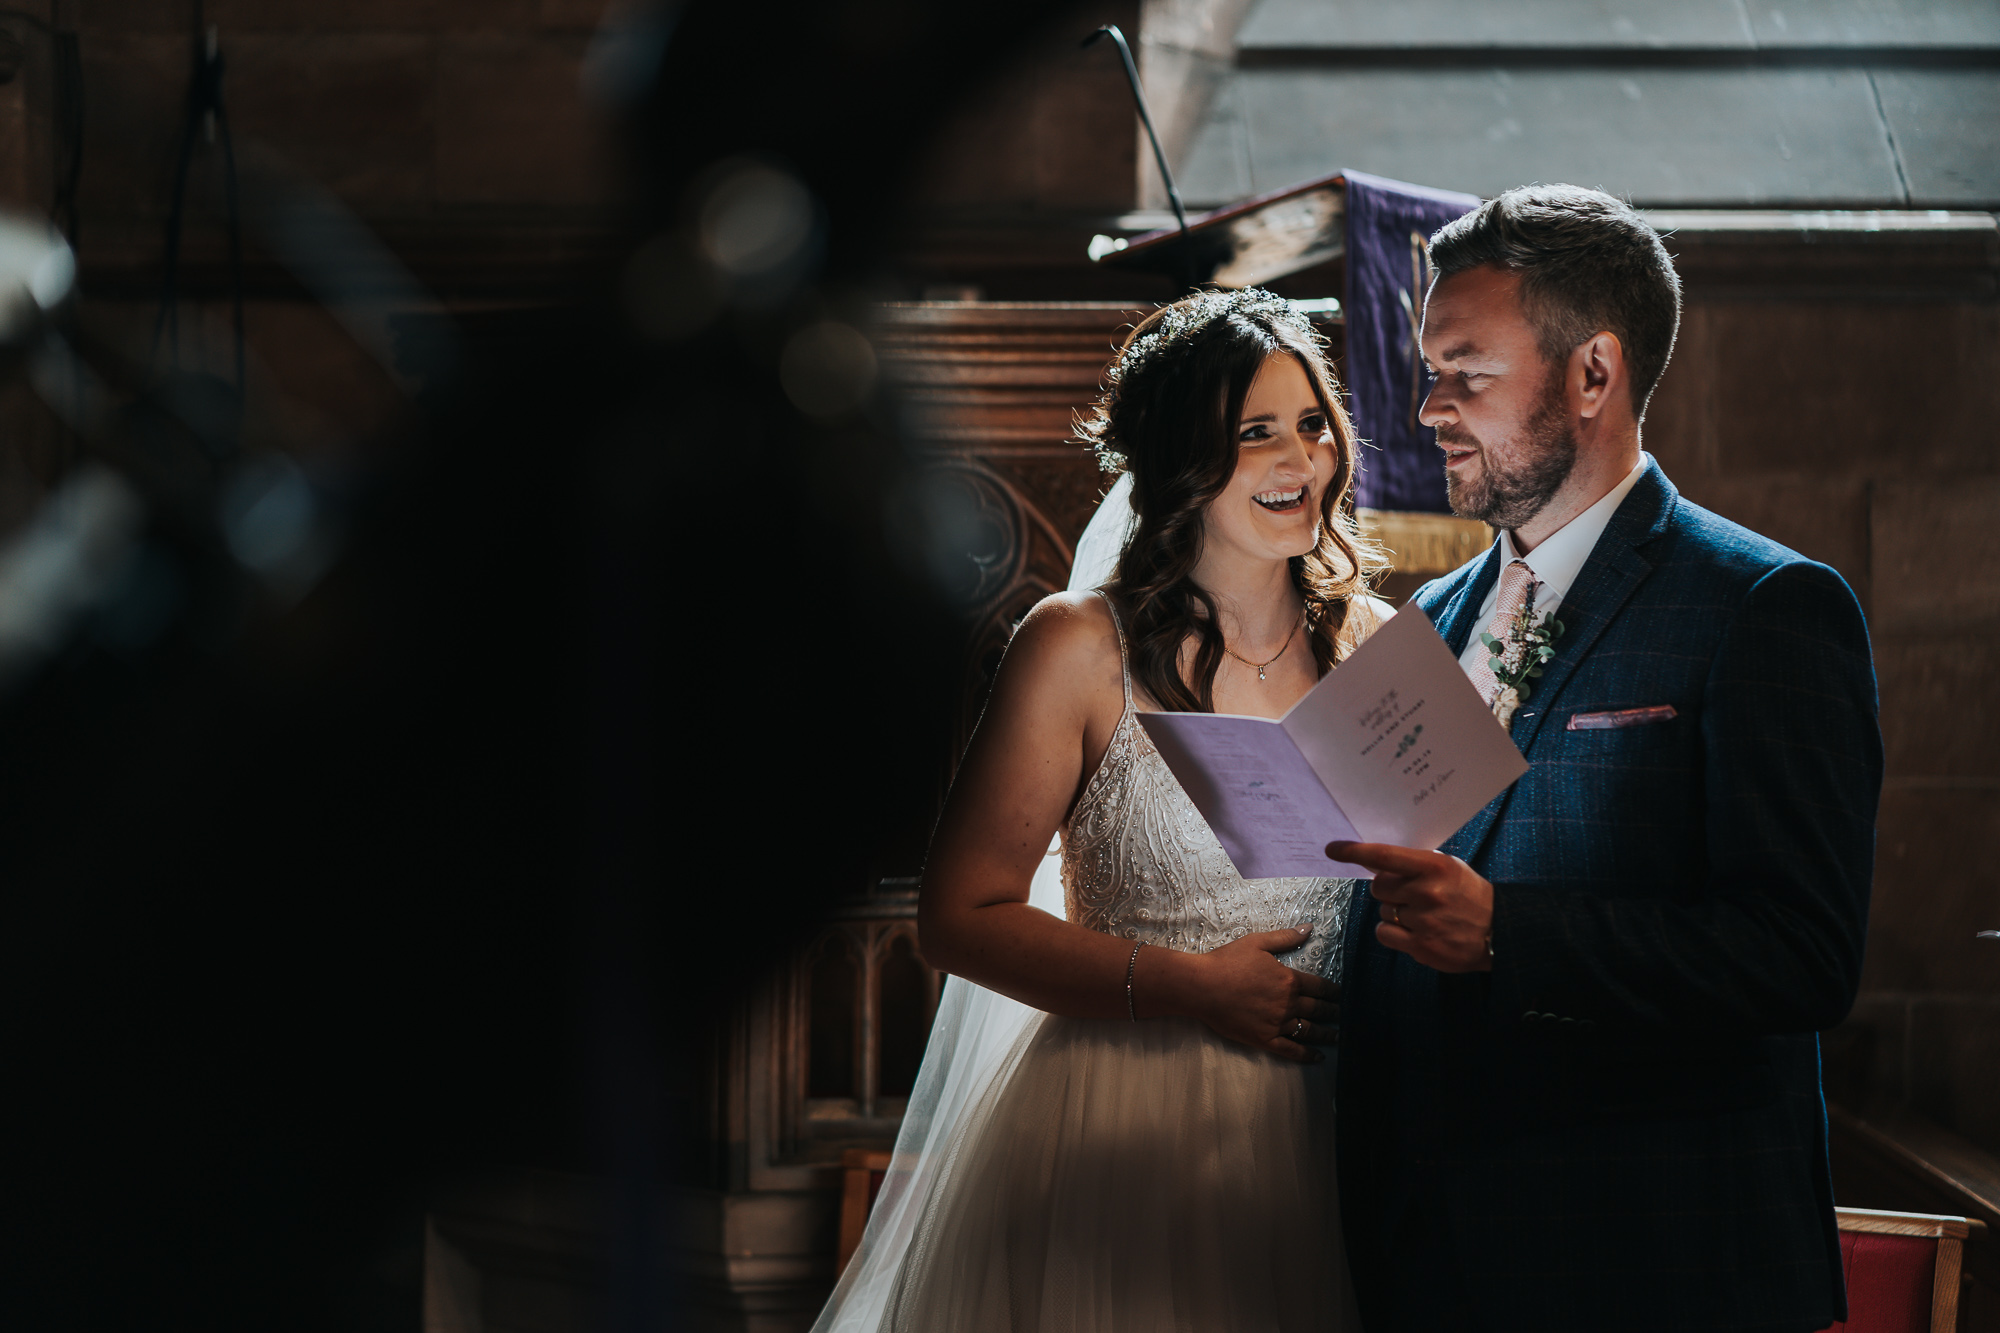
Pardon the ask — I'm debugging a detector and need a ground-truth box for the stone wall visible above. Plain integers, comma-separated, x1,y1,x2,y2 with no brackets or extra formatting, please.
1641,222,2000,1153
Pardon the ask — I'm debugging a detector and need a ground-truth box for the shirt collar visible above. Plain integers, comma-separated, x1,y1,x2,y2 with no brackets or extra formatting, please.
1498,457,1648,602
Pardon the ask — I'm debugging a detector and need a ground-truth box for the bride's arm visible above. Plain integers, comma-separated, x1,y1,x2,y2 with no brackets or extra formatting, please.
919,594,1336,1061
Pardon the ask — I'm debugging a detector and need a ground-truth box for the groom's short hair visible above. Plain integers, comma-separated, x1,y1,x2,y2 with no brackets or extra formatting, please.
1428,184,1682,420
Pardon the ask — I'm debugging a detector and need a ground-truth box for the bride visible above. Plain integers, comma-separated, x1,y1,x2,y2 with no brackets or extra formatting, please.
815,288,1388,1332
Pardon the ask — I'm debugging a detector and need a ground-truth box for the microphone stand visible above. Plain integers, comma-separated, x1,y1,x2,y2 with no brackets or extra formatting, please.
1083,24,1198,292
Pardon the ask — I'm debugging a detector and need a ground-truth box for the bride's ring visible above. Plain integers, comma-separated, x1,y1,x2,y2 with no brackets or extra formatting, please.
1290,1018,1307,1040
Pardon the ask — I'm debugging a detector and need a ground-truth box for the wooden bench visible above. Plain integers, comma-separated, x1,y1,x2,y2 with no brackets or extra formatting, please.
1823,1207,1986,1333
837,1148,893,1276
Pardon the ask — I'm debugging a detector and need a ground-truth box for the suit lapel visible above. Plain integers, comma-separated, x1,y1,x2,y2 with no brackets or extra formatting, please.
1505,472,1671,754
1442,460,1678,864
1430,541,1503,656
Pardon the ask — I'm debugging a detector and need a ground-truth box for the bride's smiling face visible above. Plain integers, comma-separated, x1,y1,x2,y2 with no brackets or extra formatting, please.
1201,350,1336,565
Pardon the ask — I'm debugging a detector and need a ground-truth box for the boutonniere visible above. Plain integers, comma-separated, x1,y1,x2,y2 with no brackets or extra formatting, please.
1480,584,1564,728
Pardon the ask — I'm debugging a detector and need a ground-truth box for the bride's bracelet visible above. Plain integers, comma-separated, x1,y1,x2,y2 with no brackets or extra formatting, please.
1125,943,1143,1021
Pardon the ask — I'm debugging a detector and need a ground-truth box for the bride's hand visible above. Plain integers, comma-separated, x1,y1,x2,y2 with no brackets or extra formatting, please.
1177,927,1340,1063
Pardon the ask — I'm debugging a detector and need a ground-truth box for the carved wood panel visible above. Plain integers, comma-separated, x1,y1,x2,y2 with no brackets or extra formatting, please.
873,301,1148,753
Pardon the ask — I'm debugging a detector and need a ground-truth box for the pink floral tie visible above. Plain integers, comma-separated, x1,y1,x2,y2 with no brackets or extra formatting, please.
1465,559,1537,706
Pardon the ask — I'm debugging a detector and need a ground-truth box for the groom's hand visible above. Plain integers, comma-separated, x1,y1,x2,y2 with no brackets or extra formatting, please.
1326,841,1494,973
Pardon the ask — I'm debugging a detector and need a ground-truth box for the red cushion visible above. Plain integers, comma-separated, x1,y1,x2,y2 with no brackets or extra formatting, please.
1819,1231,1936,1333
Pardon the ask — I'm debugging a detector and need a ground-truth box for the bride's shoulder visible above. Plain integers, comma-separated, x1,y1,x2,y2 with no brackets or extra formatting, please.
1344,593,1400,646
993,592,1125,701
1358,593,1398,627
979,593,1125,734
1008,591,1122,667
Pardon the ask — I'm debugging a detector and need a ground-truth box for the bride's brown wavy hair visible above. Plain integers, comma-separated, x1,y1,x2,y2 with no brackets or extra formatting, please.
1078,288,1385,713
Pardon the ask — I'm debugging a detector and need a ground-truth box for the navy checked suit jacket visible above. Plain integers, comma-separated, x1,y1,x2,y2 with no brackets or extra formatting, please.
1335,458,1882,1333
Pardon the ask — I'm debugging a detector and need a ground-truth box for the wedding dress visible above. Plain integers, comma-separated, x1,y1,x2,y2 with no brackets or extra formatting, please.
815,476,1361,1330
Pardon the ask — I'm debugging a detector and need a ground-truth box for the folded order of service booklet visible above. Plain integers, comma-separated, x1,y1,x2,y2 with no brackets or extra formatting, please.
1135,607,1530,879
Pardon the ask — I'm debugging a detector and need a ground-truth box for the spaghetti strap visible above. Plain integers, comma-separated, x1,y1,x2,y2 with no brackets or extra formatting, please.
1097,591,1134,714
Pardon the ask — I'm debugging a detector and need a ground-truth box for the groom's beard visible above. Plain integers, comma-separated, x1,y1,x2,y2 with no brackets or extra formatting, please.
1440,371,1578,531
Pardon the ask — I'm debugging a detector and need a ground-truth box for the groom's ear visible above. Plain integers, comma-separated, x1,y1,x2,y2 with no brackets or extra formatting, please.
1573,331,1626,421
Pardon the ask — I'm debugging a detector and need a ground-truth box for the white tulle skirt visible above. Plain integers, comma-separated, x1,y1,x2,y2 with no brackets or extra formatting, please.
812,841,1358,1333
880,1012,1357,1333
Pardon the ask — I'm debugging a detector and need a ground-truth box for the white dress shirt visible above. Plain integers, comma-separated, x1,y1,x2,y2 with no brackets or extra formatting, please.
1455,458,1649,678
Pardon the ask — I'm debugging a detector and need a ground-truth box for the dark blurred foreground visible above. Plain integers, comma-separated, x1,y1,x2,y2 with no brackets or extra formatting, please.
0,2,1100,1326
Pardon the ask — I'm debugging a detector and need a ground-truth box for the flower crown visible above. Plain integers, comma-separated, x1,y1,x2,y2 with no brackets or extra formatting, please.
1088,288,1320,474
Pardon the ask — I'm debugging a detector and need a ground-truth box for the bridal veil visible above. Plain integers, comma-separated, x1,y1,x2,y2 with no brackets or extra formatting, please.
808,473,1136,1333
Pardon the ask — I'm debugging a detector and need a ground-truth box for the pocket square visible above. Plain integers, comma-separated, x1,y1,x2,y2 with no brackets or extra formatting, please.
1568,705,1677,731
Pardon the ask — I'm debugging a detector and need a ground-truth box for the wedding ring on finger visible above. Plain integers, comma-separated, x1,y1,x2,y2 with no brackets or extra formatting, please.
1290,1018,1307,1040
1385,902,1402,926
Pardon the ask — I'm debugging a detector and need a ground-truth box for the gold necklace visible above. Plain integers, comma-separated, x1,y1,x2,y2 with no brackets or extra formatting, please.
1224,609,1306,681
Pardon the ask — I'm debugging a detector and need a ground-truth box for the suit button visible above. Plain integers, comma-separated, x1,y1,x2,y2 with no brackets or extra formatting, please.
1542,1013,1560,1024
1522,1011,1540,1022
1559,1016,1575,1026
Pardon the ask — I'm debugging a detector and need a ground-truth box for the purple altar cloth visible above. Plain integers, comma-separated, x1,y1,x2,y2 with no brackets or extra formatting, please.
1341,170,1481,514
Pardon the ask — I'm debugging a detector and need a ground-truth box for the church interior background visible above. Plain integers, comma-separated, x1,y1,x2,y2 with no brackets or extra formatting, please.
0,0,1993,1329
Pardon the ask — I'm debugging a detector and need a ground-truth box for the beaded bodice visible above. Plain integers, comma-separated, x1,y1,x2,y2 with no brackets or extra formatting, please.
1061,597,1355,980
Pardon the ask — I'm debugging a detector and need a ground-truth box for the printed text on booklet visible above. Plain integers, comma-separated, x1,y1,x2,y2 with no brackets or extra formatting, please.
1136,609,1529,879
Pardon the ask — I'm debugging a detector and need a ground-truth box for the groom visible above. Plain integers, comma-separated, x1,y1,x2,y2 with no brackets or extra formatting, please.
1329,186,1881,1332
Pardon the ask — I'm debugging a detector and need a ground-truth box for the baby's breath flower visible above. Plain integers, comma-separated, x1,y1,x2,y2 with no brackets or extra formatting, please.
1479,581,1565,728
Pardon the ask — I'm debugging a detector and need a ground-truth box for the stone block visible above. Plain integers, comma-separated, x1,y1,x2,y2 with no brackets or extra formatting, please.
1227,67,1902,206
1748,0,2000,46
1910,996,2000,1154
1131,42,1227,210
1671,471,1871,609
1862,788,2000,995
1239,0,1755,48
1151,0,1267,56
1872,476,2000,634
1874,70,2000,207
1703,302,2000,478
1176,76,1252,209
225,33,433,211
436,33,614,208
1875,632,2000,782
